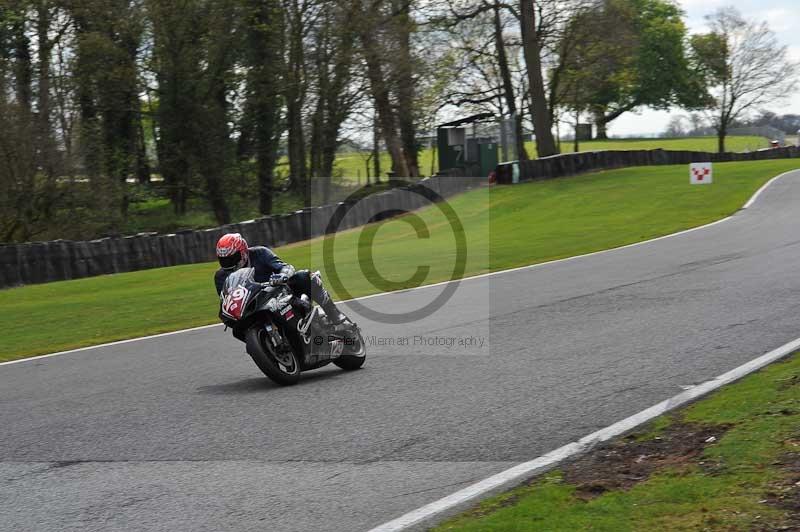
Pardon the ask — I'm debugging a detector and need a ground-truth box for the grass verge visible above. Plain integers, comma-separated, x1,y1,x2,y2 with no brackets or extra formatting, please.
434,351,800,531
1,159,798,362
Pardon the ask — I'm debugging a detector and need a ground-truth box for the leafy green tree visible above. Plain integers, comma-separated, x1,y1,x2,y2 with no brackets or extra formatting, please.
559,0,704,139
239,0,284,215
0,100,37,240
146,0,235,223
146,0,201,215
283,0,309,201
72,0,144,221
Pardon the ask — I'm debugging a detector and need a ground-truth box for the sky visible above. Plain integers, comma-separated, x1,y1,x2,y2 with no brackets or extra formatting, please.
609,0,800,137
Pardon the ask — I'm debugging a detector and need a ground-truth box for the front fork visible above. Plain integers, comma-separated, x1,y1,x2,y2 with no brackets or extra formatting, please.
262,321,284,350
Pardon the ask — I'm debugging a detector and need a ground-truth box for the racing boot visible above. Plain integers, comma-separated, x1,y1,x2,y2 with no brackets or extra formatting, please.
308,272,353,328
321,297,355,331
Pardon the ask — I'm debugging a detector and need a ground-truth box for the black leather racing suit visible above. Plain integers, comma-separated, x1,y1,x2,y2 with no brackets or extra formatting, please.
214,246,344,322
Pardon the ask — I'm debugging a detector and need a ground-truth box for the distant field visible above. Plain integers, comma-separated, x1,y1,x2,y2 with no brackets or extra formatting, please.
531,135,768,155
2,158,798,361
332,149,439,183
333,136,769,180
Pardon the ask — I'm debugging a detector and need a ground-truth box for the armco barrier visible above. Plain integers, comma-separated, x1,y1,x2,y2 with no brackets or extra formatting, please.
495,146,800,184
0,174,486,288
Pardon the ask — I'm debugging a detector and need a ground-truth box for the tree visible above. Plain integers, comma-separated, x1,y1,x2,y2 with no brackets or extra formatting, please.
147,0,201,216
0,100,38,240
747,110,800,134
492,0,528,160
436,0,530,160
240,0,284,215
549,2,599,151
558,0,703,139
193,0,237,224
0,1,86,241
662,114,688,137
72,0,145,221
356,0,410,177
520,0,558,156
147,0,236,223
308,0,361,200
436,0,600,159
283,0,309,202
7,1,32,115
691,8,799,153
391,0,420,177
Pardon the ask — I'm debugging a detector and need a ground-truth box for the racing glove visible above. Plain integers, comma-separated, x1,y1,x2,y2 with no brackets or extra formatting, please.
269,273,289,286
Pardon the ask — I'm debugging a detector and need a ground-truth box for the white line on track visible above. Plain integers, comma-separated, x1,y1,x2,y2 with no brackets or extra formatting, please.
0,324,222,366
369,335,800,531
743,171,787,209
2,169,796,368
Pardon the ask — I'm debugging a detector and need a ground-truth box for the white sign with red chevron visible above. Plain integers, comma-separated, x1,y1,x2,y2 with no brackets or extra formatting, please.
690,162,713,185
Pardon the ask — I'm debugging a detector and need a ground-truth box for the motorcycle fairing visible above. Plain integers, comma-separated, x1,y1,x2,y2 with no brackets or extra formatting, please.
220,268,260,320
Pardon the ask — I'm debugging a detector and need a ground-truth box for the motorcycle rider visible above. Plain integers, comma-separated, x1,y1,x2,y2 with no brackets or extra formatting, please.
214,233,353,328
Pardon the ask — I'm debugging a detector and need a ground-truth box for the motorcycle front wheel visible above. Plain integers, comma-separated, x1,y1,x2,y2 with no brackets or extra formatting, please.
245,325,301,385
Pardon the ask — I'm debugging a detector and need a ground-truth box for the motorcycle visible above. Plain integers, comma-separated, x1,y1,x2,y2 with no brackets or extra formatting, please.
218,267,366,385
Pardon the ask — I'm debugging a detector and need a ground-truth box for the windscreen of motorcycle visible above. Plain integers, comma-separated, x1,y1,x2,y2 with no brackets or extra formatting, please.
221,267,258,320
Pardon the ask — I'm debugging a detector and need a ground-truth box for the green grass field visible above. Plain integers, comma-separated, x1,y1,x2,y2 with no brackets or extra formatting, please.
332,136,768,180
533,135,768,155
435,352,800,531
332,149,440,183
2,158,798,361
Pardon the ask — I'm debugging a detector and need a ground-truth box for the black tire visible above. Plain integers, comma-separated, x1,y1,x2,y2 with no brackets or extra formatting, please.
334,329,367,371
245,325,301,385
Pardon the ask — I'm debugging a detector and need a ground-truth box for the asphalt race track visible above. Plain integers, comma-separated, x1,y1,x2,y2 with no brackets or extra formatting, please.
3,170,800,531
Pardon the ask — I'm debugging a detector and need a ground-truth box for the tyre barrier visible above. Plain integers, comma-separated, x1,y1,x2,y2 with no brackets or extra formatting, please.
495,146,800,184
0,173,486,288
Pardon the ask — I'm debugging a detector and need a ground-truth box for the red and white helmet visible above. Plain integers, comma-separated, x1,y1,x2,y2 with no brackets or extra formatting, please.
216,233,249,271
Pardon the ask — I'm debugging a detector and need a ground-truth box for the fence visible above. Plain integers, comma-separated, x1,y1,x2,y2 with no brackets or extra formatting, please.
495,146,800,184
0,172,485,289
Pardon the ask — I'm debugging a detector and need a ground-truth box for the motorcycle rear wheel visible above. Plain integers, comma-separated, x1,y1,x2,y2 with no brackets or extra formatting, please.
245,325,301,385
334,329,367,371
